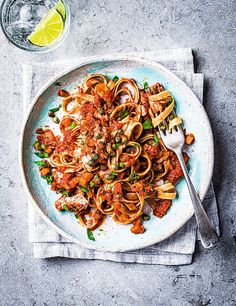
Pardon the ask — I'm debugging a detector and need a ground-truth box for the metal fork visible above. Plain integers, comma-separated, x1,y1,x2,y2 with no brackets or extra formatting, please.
158,121,220,249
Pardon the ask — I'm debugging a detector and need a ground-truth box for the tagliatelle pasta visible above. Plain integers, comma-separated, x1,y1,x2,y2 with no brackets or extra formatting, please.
33,74,194,236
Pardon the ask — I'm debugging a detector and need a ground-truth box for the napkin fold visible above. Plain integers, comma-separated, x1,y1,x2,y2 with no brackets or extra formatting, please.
23,48,220,265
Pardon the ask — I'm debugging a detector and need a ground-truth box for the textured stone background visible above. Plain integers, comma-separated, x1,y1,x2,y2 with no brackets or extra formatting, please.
0,0,235,305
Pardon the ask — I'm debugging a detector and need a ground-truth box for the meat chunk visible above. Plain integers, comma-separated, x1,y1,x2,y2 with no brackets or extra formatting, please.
130,218,145,234
185,133,195,145
55,193,88,212
153,200,171,218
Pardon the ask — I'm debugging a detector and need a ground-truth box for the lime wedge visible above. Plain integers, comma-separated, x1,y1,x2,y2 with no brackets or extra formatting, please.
54,0,66,20
28,9,64,47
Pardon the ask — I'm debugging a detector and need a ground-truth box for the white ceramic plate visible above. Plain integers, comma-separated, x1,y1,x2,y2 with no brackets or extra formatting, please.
20,56,214,252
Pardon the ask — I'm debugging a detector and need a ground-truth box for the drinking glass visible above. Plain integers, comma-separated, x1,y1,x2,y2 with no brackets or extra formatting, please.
0,0,70,52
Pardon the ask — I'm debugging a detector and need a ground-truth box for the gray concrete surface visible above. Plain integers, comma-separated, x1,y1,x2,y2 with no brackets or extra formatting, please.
0,0,236,305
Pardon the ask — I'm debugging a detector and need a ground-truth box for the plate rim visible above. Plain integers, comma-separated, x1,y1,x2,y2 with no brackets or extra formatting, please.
19,55,214,252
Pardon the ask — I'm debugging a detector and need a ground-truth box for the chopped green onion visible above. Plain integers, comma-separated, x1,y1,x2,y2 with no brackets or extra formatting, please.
87,229,95,241
129,171,140,182
34,161,47,167
70,122,76,129
75,214,79,219
107,172,118,180
80,186,89,193
113,76,119,83
89,181,95,188
49,104,61,113
119,162,125,168
142,119,153,130
42,174,52,185
94,132,102,139
63,204,69,211
41,144,46,149
62,191,69,197
43,152,49,158
111,164,119,170
143,81,149,92
166,97,173,105
118,108,129,120
34,152,44,158
153,134,159,145
112,143,120,150
34,141,41,149
46,175,52,185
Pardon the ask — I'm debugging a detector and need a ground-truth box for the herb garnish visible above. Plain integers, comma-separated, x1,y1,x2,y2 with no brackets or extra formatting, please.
153,134,159,145
80,186,89,194
166,97,173,105
107,172,118,180
63,204,69,211
89,181,95,188
142,119,153,130
62,191,70,197
129,171,140,182
87,229,95,241
119,162,125,168
113,76,119,83
143,81,149,92
42,174,53,185
118,108,129,120
34,152,49,158
49,104,61,113
70,122,76,129
34,141,41,149
34,161,48,167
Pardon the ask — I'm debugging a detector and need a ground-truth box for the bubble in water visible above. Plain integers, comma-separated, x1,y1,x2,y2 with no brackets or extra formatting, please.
6,21,33,40
19,4,48,24
44,0,59,9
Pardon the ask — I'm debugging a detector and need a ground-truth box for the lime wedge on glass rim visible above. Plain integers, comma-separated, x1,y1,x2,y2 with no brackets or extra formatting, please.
27,8,64,47
54,0,66,20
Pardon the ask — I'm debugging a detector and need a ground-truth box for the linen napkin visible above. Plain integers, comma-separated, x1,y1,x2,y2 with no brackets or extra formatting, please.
23,48,220,265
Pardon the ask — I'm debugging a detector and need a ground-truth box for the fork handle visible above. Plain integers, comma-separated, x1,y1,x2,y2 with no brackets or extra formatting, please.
175,150,220,249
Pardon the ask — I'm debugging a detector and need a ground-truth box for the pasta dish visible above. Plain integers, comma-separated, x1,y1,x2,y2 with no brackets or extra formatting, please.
34,74,194,237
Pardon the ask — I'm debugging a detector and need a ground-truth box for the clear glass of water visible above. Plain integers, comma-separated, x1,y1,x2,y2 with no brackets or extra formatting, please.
0,0,70,52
